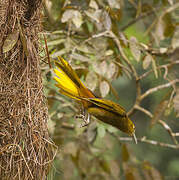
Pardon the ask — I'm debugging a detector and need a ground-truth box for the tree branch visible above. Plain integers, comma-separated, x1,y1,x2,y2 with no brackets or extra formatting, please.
140,79,179,100
120,10,155,31
118,136,179,149
138,60,179,81
134,105,179,145
134,104,153,118
158,120,178,145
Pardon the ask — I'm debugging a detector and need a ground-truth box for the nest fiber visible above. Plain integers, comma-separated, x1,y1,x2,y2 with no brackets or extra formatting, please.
0,0,54,179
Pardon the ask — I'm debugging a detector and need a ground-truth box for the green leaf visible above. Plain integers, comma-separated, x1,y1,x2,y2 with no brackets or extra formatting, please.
105,49,114,56
99,159,111,174
50,48,67,58
142,161,163,180
129,37,141,62
107,126,117,133
47,39,65,46
109,160,120,178
89,0,98,10
151,57,158,78
86,122,97,143
143,53,152,70
163,13,175,38
102,11,111,30
122,144,130,162
85,9,102,23
85,71,98,91
61,10,83,28
63,142,77,156
125,171,135,180
70,53,91,62
93,60,108,75
155,17,165,41
78,150,91,174
107,62,117,79
174,89,179,117
3,30,19,53
107,0,121,8
172,27,179,49
47,118,56,135
151,100,168,126
100,80,110,97
97,125,106,138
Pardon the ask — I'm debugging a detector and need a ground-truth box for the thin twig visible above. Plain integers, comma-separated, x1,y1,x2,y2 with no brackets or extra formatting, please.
107,130,179,149
138,60,179,81
134,104,153,118
114,60,132,75
61,122,75,129
118,136,179,149
120,10,155,31
165,2,179,14
158,120,178,145
140,79,179,100
173,133,179,137
134,105,179,145
83,31,109,44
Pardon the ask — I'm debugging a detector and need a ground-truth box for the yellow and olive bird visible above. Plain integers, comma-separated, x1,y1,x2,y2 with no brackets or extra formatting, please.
53,57,137,143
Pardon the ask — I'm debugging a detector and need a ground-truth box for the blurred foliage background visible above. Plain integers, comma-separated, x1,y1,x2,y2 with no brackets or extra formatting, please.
41,0,179,179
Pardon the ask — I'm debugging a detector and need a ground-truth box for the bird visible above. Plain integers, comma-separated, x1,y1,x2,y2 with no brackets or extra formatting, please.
53,56,137,143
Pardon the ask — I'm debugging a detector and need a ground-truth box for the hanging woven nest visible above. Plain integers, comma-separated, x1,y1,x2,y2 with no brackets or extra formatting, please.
0,0,56,179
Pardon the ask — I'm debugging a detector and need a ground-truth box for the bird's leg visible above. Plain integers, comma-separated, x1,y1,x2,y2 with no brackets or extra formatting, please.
79,112,91,128
75,108,91,127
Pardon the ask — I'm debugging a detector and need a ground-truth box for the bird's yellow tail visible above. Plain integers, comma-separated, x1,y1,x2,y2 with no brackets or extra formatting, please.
54,57,95,103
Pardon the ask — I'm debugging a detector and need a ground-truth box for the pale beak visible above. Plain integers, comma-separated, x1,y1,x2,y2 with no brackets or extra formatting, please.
132,133,137,144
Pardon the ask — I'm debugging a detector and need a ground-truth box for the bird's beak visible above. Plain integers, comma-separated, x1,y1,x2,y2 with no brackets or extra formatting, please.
132,133,137,144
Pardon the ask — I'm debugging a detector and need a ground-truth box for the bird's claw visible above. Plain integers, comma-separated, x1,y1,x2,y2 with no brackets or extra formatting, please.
77,113,90,128
76,108,91,128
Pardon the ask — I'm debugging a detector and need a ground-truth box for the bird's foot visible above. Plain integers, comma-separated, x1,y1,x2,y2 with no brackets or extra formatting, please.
76,109,91,128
